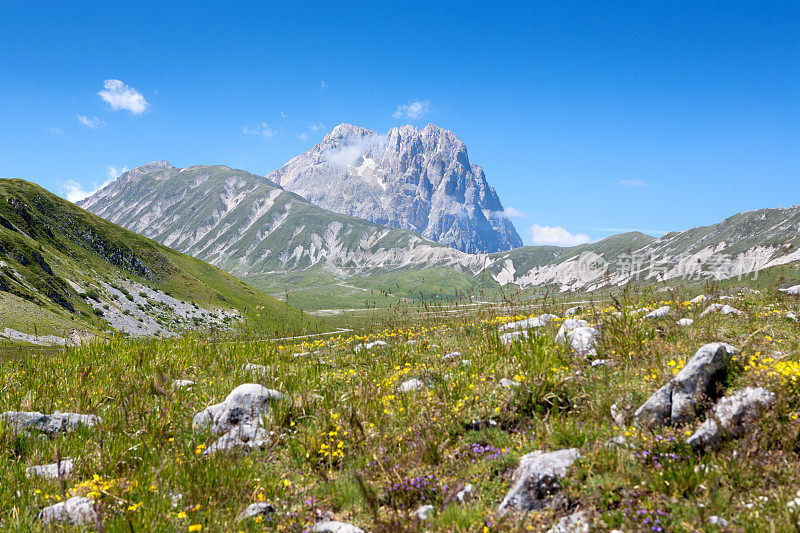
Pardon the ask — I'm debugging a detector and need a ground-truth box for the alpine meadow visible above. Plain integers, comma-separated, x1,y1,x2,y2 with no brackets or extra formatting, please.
3,2,800,532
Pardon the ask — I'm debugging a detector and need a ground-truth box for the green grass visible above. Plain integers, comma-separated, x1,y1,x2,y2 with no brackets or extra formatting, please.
2,287,800,530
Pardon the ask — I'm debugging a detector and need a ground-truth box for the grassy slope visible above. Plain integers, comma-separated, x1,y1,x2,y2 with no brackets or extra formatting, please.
0,179,310,336
3,287,800,530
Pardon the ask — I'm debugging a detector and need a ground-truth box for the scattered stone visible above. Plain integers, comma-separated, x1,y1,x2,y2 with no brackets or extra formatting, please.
26,458,74,479
172,379,195,389
566,327,600,357
605,436,629,448
398,378,425,393
555,319,589,344
590,359,610,368
413,504,434,520
499,378,520,388
610,403,628,427
677,318,694,327
780,285,800,295
644,306,670,319
497,448,581,514
708,515,730,527
499,314,559,332
66,330,100,346
564,306,583,317
635,343,738,429
192,384,283,454
355,340,387,352
38,496,96,525
0,411,100,435
689,295,708,304
787,311,798,323
456,483,474,503
236,502,276,521
500,330,528,344
700,303,743,317
466,419,499,431
442,351,461,360
243,363,268,373
548,510,590,533
686,387,774,450
312,520,364,533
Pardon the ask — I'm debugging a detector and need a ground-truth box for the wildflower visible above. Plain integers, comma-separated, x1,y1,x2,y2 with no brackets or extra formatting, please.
188,525,203,532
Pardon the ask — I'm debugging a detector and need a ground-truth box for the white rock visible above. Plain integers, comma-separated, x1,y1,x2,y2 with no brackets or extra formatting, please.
441,351,461,360
566,326,600,357
398,378,425,393
413,504,434,520
498,314,559,332
456,483,474,503
500,330,528,345
26,458,74,479
644,306,670,319
564,306,582,317
555,319,589,344
780,285,800,295
635,343,738,429
243,363,268,373
787,311,798,322
689,295,708,304
172,379,195,389
708,515,729,527
677,318,694,327
499,378,520,388
312,520,364,533
38,496,96,525
686,387,774,450
700,303,743,317
355,340,387,352
0,411,100,435
498,448,580,514
548,510,590,533
236,502,275,521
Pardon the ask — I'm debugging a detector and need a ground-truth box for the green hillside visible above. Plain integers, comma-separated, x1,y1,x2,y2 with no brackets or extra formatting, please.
0,179,309,342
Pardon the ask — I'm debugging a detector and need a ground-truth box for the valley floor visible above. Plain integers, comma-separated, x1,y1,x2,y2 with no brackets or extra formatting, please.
3,288,800,531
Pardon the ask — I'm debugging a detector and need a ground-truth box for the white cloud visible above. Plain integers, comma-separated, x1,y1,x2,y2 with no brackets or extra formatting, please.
393,99,431,120
98,79,149,114
49,126,65,136
618,179,648,187
529,224,591,247
501,206,528,218
310,123,324,131
242,122,276,138
323,133,386,169
77,115,105,129
320,80,328,89
106,165,129,179
298,133,308,141
280,111,287,119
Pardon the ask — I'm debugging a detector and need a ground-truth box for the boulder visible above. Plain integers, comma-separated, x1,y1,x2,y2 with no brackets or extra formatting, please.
398,378,425,393
779,285,800,295
413,504,434,520
686,387,774,450
644,306,670,319
0,411,100,435
38,496,96,525
700,304,742,317
236,502,275,521
566,327,600,357
564,306,583,317
312,520,364,533
689,295,708,304
193,384,283,454
555,319,589,344
499,314,559,332
677,318,694,327
548,510,590,533
635,343,737,429
26,458,73,479
500,330,528,345
497,448,580,514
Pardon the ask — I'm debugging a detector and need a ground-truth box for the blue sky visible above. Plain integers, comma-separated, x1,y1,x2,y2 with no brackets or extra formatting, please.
1,1,799,247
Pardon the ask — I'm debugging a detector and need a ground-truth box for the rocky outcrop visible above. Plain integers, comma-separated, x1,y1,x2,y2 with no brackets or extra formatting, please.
38,497,96,525
635,343,737,429
498,448,580,514
193,384,283,454
686,387,774,450
270,123,523,253
0,411,100,435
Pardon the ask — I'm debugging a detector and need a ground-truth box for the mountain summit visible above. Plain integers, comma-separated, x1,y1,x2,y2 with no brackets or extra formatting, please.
268,123,523,254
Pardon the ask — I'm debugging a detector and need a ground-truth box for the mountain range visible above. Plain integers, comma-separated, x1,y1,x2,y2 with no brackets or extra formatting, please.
77,123,800,309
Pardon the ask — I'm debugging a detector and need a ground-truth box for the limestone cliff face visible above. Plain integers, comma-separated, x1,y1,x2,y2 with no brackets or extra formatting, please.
269,123,523,254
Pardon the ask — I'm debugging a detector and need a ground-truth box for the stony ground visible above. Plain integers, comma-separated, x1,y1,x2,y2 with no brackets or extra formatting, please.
3,287,800,531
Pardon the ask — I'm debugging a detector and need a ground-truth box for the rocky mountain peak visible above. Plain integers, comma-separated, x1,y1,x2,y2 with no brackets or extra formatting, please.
270,123,522,253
